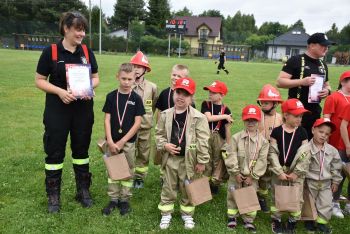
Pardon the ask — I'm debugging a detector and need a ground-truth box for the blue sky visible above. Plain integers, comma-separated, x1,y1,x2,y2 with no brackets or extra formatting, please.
84,0,350,34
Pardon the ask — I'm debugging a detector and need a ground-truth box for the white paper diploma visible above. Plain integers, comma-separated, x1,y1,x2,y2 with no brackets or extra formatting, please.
65,64,93,98
308,74,325,103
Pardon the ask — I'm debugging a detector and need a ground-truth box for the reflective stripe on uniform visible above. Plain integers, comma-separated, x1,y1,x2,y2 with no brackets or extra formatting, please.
247,210,257,217
158,203,174,212
45,163,63,170
121,180,133,188
316,216,328,224
72,158,89,165
270,206,278,212
257,188,268,195
135,166,148,173
227,208,239,215
290,211,301,217
108,178,120,184
180,205,195,213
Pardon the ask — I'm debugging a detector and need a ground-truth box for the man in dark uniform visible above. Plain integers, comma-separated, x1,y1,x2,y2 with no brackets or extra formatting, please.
216,48,229,75
277,33,335,139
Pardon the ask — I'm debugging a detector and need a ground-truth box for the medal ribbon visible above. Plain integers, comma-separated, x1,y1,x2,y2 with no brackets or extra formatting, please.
282,126,296,166
248,130,259,169
173,107,188,146
116,90,131,131
210,103,225,133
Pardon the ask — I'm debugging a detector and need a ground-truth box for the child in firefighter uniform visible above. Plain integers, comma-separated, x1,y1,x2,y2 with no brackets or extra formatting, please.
256,84,284,212
303,119,342,233
269,98,310,233
224,104,269,232
130,51,158,188
201,80,233,194
156,77,210,230
101,63,145,216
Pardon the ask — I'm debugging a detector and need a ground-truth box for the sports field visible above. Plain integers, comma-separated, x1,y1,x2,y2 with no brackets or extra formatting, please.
0,48,349,233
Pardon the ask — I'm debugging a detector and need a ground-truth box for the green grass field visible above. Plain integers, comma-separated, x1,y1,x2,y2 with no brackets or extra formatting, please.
0,48,349,233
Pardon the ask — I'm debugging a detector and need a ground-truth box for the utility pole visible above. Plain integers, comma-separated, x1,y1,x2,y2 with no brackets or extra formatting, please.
99,0,102,54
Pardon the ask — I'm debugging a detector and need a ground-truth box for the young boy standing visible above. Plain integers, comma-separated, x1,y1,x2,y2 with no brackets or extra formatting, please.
130,51,158,188
303,119,342,233
224,104,269,232
269,98,310,233
256,84,283,212
101,63,145,216
201,81,233,194
156,77,210,230
155,64,190,114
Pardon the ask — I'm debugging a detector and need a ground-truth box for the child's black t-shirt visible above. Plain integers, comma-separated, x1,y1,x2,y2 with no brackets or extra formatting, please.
270,125,308,167
102,89,145,143
201,101,231,140
170,110,187,156
155,87,196,112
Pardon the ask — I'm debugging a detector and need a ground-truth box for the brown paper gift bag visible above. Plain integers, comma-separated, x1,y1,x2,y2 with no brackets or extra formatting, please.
185,176,212,206
232,185,261,214
301,188,317,220
97,138,107,154
103,153,132,180
343,163,350,180
275,184,300,212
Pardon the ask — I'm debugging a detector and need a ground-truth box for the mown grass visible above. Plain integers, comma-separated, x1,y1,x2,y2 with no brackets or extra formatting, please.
0,48,349,233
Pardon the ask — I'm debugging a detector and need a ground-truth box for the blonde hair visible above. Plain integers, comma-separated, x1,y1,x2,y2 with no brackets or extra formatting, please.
172,64,189,76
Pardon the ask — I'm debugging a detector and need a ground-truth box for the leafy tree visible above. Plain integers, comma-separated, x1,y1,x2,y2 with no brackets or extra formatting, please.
289,19,305,31
325,23,339,44
90,5,109,34
145,0,171,38
199,9,223,18
110,0,145,30
224,11,257,43
129,19,145,49
339,23,350,45
173,6,192,16
258,22,288,36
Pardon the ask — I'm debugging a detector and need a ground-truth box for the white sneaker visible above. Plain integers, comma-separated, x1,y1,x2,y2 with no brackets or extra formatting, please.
182,215,195,229
343,204,350,215
159,214,172,230
332,202,344,218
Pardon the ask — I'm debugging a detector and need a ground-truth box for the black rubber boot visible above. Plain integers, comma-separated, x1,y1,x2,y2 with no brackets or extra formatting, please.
75,172,93,207
45,177,61,213
224,69,229,74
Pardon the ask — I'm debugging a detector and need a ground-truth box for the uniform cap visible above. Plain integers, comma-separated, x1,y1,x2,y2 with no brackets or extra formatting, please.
242,105,261,121
313,118,336,133
339,70,350,82
130,51,151,72
203,80,228,95
307,33,335,46
174,77,196,95
281,98,311,115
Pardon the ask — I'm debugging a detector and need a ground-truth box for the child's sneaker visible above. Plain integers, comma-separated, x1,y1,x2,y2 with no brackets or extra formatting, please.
286,219,297,234
271,219,284,234
210,183,219,195
159,214,172,230
258,197,269,213
317,223,332,234
182,215,195,229
343,203,350,215
332,202,344,218
119,201,131,215
304,220,317,233
244,221,257,233
227,217,237,229
102,200,119,216
133,178,144,189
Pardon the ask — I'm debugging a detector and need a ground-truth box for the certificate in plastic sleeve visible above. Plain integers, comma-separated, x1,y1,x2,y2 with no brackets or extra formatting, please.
308,74,325,103
65,64,93,98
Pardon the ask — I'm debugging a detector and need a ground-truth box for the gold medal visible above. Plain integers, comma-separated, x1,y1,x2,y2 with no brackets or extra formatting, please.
118,129,123,133
177,146,181,151
283,165,287,171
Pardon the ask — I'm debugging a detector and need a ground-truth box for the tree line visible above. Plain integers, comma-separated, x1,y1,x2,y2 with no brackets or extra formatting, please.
1,0,349,56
